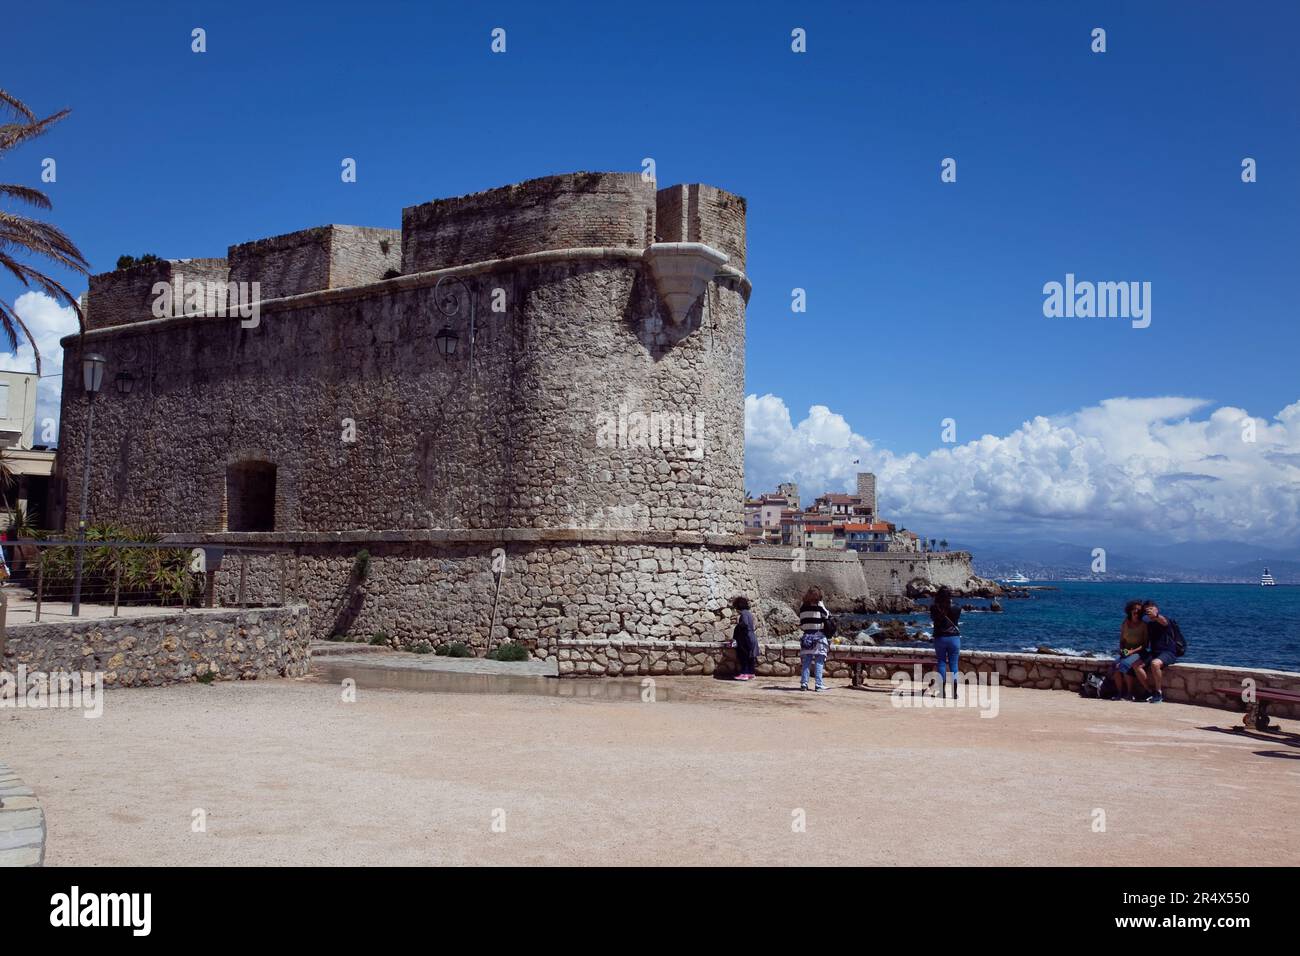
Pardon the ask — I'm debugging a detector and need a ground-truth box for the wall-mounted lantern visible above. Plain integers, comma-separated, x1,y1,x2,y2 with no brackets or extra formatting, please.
115,371,135,395
434,275,474,376
435,326,459,359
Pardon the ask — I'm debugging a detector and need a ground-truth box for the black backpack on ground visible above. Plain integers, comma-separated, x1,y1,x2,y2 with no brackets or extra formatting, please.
1080,672,1118,699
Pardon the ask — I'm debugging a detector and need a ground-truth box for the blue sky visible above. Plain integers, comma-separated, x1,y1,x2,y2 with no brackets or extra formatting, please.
5,0,1298,545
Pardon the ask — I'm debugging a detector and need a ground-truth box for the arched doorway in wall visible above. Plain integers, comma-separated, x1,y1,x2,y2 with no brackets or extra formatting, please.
226,460,277,532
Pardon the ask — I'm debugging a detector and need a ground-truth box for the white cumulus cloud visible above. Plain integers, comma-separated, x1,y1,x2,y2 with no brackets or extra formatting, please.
745,392,1300,544
5,291,80,442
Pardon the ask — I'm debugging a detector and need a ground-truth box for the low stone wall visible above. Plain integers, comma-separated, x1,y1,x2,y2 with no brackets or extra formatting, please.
0,762,44,867
2,605,311,688
554,639,1300,719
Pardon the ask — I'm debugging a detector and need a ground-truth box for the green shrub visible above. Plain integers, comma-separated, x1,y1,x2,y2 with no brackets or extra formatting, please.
434,645,450,656
488,642,529,662
412,644,432,655
369,633,390,646
444,642,471,658
116,253,162,270
36,523,201,607
194,671,215,685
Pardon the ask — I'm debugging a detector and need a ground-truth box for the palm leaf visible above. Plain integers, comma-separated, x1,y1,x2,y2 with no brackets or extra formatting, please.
0,90,37,122
0,92,87,371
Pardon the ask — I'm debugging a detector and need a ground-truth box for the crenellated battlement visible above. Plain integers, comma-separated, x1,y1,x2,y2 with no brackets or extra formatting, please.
81,173,746,330
228,225,401,300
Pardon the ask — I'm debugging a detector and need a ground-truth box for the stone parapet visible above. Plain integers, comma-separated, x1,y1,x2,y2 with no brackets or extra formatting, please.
85,257,229,330
553,638,1300,719
401,172,655,274
2,605,311,688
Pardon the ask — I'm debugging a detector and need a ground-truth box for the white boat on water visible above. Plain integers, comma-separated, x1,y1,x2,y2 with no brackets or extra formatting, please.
1001,572,1031,584
1261,568,1277,586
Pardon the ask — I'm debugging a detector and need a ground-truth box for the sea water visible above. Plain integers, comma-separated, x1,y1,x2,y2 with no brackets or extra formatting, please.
846,581,1300,672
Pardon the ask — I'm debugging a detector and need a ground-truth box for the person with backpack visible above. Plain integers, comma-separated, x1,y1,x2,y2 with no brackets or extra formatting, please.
1132,599,1183,703
730,595,759,681
798,586,833,691
929,586,962,698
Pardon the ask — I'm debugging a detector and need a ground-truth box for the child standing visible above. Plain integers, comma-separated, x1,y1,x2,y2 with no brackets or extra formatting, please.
798,586,830,691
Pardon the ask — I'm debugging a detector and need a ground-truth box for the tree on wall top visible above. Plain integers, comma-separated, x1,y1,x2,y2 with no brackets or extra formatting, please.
116,253,162,270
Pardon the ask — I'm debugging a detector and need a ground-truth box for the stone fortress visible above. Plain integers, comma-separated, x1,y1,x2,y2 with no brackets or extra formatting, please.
57,172,761,654
43,170,1300,717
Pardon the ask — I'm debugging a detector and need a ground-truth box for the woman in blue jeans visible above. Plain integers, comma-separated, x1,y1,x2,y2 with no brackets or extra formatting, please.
929,586,962,698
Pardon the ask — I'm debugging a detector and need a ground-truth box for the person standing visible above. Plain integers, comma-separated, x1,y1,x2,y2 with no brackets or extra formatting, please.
929,586,962,698
798,586,830,691
731,595,759,681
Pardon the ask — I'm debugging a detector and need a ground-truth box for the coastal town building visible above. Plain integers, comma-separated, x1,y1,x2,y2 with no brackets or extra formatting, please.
0,368,55,534
843,522,893,553
748,471,937,554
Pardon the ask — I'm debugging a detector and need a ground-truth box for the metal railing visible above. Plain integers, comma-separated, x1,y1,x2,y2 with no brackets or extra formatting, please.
2,537,305,623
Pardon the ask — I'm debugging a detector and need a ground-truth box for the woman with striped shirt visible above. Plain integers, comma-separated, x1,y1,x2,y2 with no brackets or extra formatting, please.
798,586,830,691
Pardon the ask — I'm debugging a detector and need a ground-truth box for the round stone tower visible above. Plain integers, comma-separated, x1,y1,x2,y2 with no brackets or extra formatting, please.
58,172,758,654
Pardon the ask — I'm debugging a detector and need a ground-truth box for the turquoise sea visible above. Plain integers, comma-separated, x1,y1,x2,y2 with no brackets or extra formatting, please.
853,581,1299,672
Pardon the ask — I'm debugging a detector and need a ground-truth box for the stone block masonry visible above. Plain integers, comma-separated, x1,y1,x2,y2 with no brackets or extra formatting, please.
3,605,310,687
749,544,873,612
228,224,401,300
86,257,230,331
400,172,655,273
59,172,754,648
0,762,45,867
206,537,754,654
857,550,988,597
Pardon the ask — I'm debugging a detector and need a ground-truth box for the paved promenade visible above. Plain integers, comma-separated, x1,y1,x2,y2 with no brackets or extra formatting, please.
0,763,45,866
4,670,1295,866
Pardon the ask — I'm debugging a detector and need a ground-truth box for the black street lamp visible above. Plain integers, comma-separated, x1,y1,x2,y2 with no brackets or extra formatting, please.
71,352,107,616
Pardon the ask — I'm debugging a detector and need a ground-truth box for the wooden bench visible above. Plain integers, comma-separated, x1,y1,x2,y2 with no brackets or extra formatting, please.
1213,685,1300,731
835,654,936,689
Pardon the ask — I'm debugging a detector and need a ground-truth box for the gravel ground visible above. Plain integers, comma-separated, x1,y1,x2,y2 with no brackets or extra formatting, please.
3,672,1296,866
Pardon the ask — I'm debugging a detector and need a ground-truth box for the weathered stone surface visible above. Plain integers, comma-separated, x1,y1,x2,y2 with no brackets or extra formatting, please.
59,172,756,652
3,606,310,687
547,639,1300,716
0,764,44,867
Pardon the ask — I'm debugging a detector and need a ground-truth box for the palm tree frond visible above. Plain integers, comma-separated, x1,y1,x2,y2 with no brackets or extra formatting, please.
0,184,52,210
0,92,85,374
0,108,70,151
0,90,37,122
0,298,39,375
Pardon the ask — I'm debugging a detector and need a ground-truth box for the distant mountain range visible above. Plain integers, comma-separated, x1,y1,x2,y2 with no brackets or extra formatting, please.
954,537,1300,584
